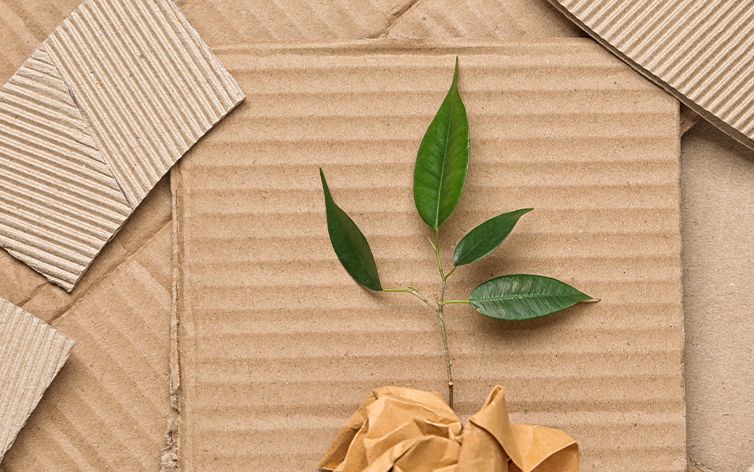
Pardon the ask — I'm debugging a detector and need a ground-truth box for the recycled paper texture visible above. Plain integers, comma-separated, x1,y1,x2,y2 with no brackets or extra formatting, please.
547,0,754,151
319,385,579,472
0,298,74,462
173,41,685,471
0,0,244,292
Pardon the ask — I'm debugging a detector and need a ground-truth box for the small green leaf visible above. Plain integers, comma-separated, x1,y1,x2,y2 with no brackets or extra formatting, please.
414,57,470,230
320,169,382,291
469,274,594,320
453,208,533,266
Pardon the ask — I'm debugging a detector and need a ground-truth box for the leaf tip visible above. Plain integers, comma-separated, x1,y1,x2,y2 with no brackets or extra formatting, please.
319,168,330,192
453,56,460,87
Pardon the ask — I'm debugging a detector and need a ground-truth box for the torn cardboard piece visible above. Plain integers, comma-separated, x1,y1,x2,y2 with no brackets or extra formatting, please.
0,224,173,472
0,0,244,292
319,385,579,472
0,298,74,462
174,40,685,471
546,0,754,151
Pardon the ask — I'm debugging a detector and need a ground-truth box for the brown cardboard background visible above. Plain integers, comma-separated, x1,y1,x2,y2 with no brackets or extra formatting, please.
0,225,173,472
0,1,750,471
681,121,754,472
173,41,685,471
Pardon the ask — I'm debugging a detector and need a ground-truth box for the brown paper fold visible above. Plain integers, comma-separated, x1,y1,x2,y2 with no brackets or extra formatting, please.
319,386,578,472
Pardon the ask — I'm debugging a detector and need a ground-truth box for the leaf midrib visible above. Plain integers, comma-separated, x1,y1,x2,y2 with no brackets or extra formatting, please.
473,293,574,302
433,93,454,228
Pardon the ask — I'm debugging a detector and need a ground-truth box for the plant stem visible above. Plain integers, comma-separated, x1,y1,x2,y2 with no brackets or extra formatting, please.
384,287,437,311
384,233,457,408
433,232,455,409
443,299,470,305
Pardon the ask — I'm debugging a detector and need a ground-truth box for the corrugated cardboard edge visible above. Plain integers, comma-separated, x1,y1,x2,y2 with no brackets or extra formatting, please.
0,298,74,462
164,166,183,472
545,0,754,152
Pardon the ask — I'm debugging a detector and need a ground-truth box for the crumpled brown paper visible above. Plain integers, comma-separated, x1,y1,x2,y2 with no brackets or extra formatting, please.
319,385,578,472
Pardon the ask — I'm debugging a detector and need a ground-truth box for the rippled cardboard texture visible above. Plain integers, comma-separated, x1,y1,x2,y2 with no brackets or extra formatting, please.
547,0,754,151
0,1,750,471
174,42,685,471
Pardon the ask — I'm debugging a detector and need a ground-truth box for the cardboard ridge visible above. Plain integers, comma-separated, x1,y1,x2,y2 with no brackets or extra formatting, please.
0,297,74,462
173,39,685,471
0,0,244,292
547,0,754,152
0,225,174,472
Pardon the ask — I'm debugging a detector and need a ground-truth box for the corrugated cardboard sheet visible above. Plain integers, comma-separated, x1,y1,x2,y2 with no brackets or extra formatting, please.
0,0,244,292
547,0,754,152
0,298,74,461
0,1,751,471
173,41,686,471
0,225,172,472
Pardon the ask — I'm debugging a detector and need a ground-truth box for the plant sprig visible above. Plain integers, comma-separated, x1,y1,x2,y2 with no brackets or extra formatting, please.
320,58,596,408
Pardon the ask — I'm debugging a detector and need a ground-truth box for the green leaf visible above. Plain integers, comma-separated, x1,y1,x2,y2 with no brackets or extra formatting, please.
413,57,470,230
453,209,533,266
320,169,382,291
469,274,594,321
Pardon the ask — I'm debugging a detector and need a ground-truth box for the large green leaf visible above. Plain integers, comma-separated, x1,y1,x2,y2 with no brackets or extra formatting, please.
413,57,470,230
469,274,594,320
320,169,382,291
453,209,533,266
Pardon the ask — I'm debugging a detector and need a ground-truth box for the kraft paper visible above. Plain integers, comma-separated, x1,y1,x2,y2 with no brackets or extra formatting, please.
320,385,578,472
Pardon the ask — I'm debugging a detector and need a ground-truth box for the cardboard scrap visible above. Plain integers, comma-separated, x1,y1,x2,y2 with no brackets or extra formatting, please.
0,224,173,472
0,0,244,292
0,298,74,462
546,0,754,151
174,41,685,471
681,121,754,472
319,385,579,472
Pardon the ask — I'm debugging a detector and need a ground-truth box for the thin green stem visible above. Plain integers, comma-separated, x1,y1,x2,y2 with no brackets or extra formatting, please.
433,230,454,408
443,299,470,305
384,231,457,408
383,287,437,311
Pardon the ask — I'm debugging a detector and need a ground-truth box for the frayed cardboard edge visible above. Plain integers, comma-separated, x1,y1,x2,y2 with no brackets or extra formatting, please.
162,166,183,472
688,457,717,472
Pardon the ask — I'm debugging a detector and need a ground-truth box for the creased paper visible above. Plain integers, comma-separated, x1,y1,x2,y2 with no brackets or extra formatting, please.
319,385,578,472
0,0,244,292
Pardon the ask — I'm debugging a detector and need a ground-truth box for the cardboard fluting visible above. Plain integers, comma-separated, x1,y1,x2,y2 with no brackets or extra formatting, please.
0,225,173,472
0,298,74,462
547,0,754,151
0,0,244,292
173,41,685,471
